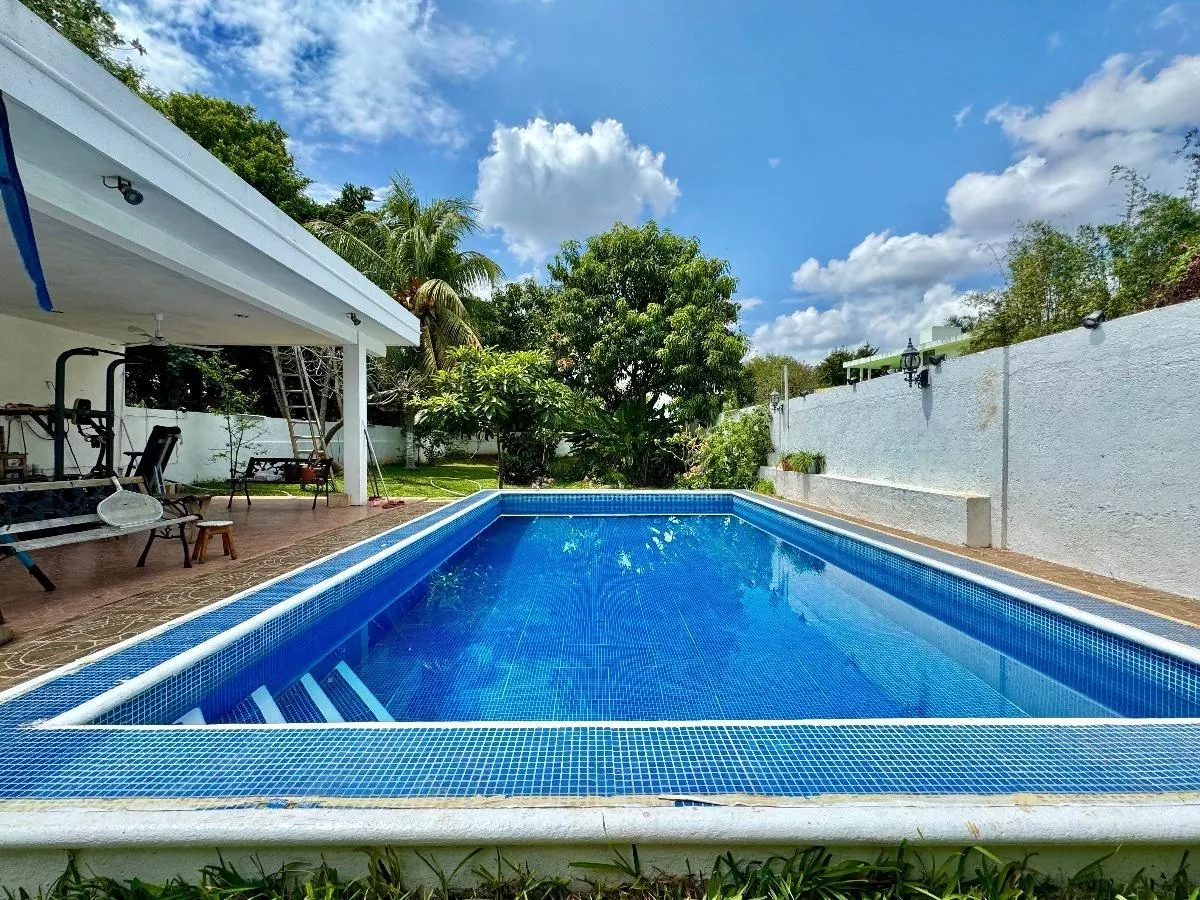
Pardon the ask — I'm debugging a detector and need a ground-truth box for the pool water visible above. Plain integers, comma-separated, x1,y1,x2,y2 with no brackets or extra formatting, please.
336,514,1112,721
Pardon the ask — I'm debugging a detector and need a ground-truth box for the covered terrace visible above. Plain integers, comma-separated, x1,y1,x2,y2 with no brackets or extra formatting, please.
0,0,420,645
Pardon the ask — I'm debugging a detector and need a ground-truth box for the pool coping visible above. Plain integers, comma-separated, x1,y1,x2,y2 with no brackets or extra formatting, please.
6,796,1200,849
3,489,1200,835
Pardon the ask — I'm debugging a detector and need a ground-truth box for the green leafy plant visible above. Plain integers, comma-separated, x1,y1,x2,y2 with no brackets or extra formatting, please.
8,845,1198,900
675,409,773,490
781,450,826,474
195,352,269,484
752,478,776,495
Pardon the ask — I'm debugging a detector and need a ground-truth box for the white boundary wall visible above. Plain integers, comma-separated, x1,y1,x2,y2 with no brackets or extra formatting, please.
767,300,1199,598
119,408,407,484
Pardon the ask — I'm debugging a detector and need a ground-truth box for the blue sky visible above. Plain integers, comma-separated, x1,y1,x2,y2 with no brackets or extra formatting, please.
113,0,1200,360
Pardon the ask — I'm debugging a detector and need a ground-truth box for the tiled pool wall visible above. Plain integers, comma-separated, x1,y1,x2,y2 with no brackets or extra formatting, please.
732,496,1200,718
92,494,505,726
60,490,1200,727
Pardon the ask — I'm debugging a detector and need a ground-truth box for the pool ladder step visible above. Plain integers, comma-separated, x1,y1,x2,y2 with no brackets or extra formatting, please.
211,663,393,724
322,662,394,722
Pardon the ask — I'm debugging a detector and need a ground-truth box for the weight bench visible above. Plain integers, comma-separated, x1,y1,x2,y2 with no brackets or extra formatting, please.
0,477,198,595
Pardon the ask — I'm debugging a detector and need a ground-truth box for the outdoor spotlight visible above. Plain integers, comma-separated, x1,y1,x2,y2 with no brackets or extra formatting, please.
902,338,926,388
347,312,362,327
796,389,813,399
1081,310,1106,329
102,175,143,205
846,372,859,385
926,352,947,366
769,390,782,412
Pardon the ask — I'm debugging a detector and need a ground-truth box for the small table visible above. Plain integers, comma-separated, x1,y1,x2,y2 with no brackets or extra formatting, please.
190,520,238,564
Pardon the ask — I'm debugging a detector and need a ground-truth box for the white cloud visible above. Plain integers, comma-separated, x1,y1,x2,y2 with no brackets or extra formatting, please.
475,118,680,262
767,157,782,168
954,104,972,128
112,0,509,145
1047,31,1063,53
792,231,993,295
1153,3,1188,29
111,1,210,91
751,285,972,362
753,53,1200,358
736,297,764,311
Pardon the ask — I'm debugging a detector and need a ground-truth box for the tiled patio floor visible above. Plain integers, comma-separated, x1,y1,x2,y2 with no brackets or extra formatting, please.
0,491,1193,694
0,497,447,690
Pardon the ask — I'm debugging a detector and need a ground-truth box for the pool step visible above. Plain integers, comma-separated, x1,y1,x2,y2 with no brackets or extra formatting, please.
322,662,394,722
213,665,392,725
250,686,285,723
174,707,205,725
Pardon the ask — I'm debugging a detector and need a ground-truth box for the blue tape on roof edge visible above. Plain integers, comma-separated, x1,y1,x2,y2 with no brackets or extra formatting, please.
0,91,54,313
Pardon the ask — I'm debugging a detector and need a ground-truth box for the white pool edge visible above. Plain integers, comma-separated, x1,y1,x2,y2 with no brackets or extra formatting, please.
4,800,1200,848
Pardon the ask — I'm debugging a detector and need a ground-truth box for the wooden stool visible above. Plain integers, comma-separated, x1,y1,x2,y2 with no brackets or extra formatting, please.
191,520,238,564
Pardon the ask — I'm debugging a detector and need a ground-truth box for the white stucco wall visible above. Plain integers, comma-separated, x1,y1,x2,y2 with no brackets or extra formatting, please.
119,408,407,484
768,299,1200,598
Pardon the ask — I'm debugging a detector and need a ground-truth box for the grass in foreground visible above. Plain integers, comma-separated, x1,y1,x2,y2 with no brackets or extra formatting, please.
8,845,1195,900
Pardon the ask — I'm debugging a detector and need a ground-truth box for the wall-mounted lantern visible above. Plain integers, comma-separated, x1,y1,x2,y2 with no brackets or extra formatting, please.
900,338,931,389
769,390,782,412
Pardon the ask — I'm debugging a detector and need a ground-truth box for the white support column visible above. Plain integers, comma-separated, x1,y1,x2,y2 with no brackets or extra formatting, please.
342,339,368,506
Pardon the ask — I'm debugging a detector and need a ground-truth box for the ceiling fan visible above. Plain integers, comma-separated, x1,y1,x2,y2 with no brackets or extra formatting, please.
126,313,220,351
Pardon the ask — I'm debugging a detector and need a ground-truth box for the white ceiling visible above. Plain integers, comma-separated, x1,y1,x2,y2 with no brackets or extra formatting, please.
0,210,339,347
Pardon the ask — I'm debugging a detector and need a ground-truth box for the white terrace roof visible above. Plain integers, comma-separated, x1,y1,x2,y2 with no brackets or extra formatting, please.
0,0,417,355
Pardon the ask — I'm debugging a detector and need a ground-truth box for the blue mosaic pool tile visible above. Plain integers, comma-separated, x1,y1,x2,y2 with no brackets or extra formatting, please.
4,490,1200,803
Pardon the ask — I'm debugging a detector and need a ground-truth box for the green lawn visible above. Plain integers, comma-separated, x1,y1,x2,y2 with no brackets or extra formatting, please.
194,459,500,500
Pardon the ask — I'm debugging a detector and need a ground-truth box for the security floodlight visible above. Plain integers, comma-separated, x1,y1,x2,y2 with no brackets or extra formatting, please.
1081,310,1105,329
102,175,143,205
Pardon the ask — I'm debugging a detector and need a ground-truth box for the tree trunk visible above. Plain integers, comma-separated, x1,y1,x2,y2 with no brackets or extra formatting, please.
496,435,505,489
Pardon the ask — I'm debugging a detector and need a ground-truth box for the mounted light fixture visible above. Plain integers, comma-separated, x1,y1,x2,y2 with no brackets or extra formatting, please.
795,389,813,399
846,372,859,385
1081,310,1105,329
102,175,143,205
769,390,782,412
926,352,947,366
346,312,362,327
900,338,930,389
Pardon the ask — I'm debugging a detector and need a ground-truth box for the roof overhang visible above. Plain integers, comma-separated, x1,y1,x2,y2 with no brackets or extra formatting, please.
0,0,418,355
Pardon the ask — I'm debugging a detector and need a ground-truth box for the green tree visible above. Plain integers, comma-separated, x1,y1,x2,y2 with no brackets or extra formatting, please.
546,222,746,484
741,354,819,405
144,93,317,222
308,176,503,373
472,278,555,353
814,343,877,387
21,0,144,89
310,183,376,226
967,222,1113,352
418,348,571,487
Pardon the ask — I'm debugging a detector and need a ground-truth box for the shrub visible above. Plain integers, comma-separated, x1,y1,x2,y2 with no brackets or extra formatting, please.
753,478,776,495
676,409,772,489
781,450,826,474
548,453,587,483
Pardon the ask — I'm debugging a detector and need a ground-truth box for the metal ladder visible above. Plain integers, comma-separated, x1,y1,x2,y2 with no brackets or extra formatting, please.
270,346,330,460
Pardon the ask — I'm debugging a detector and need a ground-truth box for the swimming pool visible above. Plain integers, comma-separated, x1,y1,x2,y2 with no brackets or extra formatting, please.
4,490,1200,804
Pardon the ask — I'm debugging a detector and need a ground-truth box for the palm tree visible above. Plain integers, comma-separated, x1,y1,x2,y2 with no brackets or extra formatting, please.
307,175,503,373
